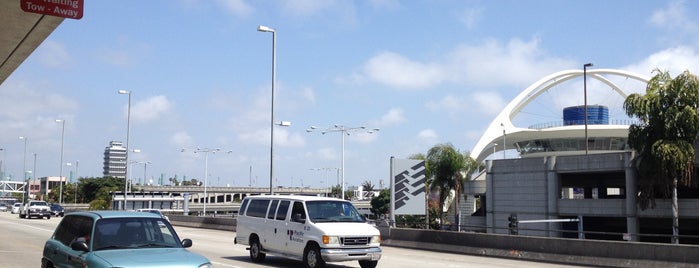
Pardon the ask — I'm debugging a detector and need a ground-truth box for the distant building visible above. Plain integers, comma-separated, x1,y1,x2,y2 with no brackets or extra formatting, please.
103,141,126,179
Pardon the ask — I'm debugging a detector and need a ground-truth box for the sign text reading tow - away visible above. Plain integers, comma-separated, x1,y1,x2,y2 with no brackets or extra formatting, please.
21,0,84,20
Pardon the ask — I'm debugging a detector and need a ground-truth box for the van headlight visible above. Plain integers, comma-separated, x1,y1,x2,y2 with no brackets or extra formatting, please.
370,235,381,244
322,235,339,245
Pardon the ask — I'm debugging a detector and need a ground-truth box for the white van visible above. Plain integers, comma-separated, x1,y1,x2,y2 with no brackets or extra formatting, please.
235,195,381,268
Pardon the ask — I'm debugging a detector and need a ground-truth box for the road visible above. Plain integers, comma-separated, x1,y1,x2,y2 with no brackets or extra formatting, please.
0,211,583,267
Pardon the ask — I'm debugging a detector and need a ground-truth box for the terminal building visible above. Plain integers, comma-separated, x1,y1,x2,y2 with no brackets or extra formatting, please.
459,69,699,244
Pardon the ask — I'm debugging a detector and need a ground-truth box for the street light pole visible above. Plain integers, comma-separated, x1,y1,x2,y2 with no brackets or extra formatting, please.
583,63,593,155
258,25,277,195
55,119,65,205
118,90,132,210
19,136,27,202
307,125,379,200
182,148,220,215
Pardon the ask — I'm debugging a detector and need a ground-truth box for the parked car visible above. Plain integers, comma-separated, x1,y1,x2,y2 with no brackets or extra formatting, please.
42,211,212,268
49,203,64,217
136,208,169,222
0,204,7,212
11,203,22,214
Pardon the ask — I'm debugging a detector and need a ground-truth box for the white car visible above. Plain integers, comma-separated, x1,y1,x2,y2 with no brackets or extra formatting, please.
11,203,22,214
0,204,7,212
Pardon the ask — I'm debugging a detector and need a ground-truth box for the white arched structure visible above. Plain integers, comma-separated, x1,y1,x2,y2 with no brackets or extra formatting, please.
470,69,650,163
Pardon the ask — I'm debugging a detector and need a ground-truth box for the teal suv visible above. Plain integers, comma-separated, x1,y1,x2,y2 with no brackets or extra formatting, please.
42,211,212,268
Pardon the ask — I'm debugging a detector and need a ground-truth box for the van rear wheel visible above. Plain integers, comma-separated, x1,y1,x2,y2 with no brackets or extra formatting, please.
359,260,378,268
303,244,325,268
249,237,265,263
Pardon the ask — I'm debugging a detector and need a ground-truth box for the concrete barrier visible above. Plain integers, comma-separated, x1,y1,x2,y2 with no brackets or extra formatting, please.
383,228,699,267
167,216,699,267
169,215,236,232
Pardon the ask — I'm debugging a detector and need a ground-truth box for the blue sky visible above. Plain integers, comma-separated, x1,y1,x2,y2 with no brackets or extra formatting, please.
1,0,698,189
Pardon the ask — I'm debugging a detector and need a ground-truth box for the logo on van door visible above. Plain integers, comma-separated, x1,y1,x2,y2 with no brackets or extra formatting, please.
287,229,305,243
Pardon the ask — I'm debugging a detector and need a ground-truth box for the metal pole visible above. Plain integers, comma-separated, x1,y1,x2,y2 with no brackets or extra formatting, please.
57,119,65,205
341,127,346,200
204,152,209,215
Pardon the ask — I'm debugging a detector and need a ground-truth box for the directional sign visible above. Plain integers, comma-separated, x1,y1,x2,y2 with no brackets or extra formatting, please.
21,0,84,20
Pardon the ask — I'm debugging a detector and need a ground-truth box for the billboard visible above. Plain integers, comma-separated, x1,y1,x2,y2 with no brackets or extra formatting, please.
391,158,426,215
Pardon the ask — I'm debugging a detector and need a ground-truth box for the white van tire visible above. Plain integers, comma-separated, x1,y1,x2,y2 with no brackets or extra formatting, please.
303,244,325,268
249,236,266,262
359,260,378,268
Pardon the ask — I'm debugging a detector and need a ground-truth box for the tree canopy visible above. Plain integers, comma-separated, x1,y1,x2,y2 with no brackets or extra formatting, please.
624,69,699,209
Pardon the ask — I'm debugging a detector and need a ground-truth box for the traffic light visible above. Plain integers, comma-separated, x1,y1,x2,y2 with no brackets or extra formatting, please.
508,213,518,235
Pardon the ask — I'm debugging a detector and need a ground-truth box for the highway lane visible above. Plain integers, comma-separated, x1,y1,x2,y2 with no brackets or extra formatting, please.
0,211,582,267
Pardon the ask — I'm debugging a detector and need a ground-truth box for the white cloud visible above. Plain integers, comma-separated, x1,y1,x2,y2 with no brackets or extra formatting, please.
357,37,575,90
363,51,446,89
274,128,306,147
459,7,483,30
129,95,173,123
471,91,506,116
35,40,71,67
374,108,406,127
301,87,316,104
650,0,695,30
426,95,462,112
169,131,193,147
216,0,254,18
418,129,438,145
623,46,699,77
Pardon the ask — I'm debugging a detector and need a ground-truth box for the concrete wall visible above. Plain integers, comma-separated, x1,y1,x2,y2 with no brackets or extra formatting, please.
169,215,698,266
384,228,699,267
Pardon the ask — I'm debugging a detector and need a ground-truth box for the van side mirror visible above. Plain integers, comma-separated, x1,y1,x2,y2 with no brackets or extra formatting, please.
292,213,305,223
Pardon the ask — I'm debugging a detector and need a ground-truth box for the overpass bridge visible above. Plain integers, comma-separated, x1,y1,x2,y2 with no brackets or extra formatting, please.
112,185,335,214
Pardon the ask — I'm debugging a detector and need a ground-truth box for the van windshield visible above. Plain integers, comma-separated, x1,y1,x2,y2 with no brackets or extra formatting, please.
306,201,365,223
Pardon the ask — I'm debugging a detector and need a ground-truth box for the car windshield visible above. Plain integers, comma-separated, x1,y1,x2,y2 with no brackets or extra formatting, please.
306,201,365,223
32,201,48,206
92,217,181,251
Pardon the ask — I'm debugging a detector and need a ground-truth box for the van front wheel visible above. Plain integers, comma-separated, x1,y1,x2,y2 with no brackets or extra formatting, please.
303,244,325,268
249,237,265,263
359,260,378,268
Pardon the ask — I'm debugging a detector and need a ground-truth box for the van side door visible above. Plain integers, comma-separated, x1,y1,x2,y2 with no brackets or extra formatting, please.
286,201,309,258
271,200,291,254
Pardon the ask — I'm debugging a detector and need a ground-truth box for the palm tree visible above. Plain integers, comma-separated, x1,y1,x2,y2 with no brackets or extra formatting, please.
624,69,699,244
426,143,469,228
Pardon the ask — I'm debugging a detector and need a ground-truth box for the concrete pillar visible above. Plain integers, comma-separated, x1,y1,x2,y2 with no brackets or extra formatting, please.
485,160,495,233
545,156,558,237
624,152,639,241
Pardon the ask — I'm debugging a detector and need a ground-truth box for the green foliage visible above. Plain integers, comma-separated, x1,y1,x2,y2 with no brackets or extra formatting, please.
624,69,699,209
425,143,478,226
370,189,390,216
361,180,375,192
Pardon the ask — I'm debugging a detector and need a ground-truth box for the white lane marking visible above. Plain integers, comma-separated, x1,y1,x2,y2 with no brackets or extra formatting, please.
211,261,245,268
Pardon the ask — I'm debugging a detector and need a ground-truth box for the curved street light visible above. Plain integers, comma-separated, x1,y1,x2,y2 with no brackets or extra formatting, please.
118,89,132,210
258,24,277,195
306,125,379,200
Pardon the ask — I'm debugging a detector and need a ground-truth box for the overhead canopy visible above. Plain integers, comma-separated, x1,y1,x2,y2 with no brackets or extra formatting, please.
0,0,64,85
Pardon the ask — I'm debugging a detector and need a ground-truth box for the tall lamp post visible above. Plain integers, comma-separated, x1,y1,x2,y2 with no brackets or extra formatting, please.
118,90,132,210
307,125,379,200
258,25,277,195
182,148,220,215
19,136,27,202
583,63,593,155
55,119,65,204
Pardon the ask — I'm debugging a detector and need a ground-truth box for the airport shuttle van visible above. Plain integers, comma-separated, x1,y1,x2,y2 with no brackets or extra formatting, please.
235,195,381,268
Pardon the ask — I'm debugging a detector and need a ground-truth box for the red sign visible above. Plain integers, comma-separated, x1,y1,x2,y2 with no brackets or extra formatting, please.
21,0,84,20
